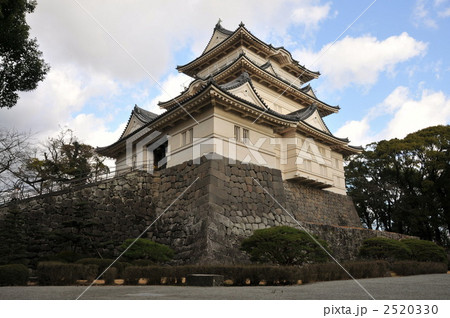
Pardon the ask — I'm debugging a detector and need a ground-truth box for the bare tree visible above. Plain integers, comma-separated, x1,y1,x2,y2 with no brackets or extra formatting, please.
0,128,33,200
18,129,110,195
1,128,110,201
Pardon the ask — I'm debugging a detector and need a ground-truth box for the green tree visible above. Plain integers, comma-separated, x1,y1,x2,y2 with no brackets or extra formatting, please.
345,125,450,246
51,199,100,256
120,239,174,263
17,129,109,194
0,0,49,108
240,226,329,265
0,204,28,265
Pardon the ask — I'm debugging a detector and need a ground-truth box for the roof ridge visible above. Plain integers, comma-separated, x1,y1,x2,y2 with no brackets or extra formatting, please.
219,72,270,109
209,54,339,111
178,23,320,80
99,82,353,156
165,54,340,113
214,21,234,35
287,104,317,120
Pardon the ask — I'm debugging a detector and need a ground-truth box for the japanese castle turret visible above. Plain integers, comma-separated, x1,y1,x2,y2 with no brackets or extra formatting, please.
97,22,361,195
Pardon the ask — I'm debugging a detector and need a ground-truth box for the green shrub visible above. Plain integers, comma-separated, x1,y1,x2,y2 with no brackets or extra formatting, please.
75,258,129,280
102,267,118,284
240,226,329,265
448,253,450,270
120,239,174,263
122,265,302,286
121,262,390,286
36,261,97,285
0,264,29,286
390,261,447,276
359,237,412,261
298,261,388,283
344,260,389,279
401,239,447,263
132,259,157,266
123,266,166,285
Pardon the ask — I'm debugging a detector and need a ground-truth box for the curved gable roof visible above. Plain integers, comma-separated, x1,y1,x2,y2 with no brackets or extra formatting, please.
177,23,319,82
119,105,158,139
164,53,339,116
98,81,359,158
202,22,234,54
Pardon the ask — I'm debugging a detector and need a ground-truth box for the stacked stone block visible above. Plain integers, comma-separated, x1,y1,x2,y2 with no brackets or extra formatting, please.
0,156,414,264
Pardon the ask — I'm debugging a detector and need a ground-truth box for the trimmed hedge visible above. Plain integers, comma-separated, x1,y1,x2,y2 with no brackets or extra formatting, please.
132,259,158,267
300,261,390,283
0,264,29,286
32,260,447,285
37,262,98,286
391,261,447,276
122,261,390,286
359,237,412,261
401,239,447,263
75,258,129,283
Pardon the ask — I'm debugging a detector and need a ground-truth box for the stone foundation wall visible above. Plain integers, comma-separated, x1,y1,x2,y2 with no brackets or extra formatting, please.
284,182,361,227
0,156,414,265
0,171,159,261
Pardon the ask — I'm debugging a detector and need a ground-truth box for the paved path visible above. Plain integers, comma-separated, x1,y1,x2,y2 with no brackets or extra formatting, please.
0,274,449,300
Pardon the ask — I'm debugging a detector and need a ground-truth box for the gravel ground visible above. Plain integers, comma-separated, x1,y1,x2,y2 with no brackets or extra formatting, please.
0,273,449,300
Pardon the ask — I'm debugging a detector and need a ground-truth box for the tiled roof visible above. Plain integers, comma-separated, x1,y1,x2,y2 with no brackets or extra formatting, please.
166,53,339,114
98,73,355,156
177,23,320,81
133,105,158,122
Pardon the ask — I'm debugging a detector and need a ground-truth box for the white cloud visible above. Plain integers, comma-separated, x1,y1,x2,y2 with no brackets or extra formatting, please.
143,73,193,114
28,0,333,82
438,7,450,16
65,113,126,148
335,86,450,146
413,0,439,28
434,0,448,6
379,87,450,140
378,86,410,114
0,64,121,145
294,33,427,90
334,118,372,147
3,0,333,149
291,2,331,29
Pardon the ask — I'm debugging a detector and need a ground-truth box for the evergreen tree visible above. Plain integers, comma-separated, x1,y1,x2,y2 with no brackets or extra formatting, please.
0,0,49,108
0,204,28,265
346,125,450,246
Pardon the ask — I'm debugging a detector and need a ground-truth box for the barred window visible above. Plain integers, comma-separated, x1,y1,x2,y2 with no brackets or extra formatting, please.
181,128,194,146
234,125,240,141
243,128,249,144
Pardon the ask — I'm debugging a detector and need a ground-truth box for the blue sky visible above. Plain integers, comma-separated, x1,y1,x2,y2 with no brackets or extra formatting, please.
1,0,449,149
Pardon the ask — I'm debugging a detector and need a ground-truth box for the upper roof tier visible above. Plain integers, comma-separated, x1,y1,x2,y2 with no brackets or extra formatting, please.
97,73,362,159
161,53,340,117
177,22,320,84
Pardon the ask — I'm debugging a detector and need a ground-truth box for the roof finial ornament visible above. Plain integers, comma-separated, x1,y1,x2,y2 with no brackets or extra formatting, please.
207,75,216,85
239,21,245,27
216,18,222,27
